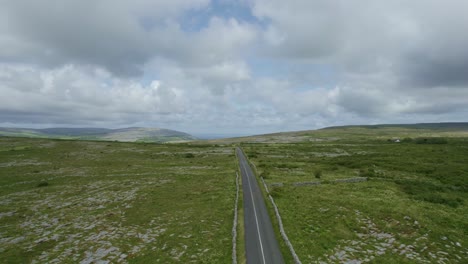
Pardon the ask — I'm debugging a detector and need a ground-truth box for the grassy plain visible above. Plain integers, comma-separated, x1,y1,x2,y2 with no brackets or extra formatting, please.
2,125,467,263
0,137,236,263
243,127,468,263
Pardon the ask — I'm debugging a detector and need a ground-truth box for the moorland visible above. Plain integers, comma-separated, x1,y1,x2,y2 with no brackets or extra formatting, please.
0,138,236,263
241,125,468,263
1,123,467,263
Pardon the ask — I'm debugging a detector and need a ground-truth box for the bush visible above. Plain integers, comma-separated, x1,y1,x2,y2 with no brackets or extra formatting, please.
414,137,448,144
260,170,270,179
420,195,463,208
276,163,299,169
395,179,463,208
37,181,49,187
359,168,376,177
270,186,283,198
314,169,322,179
185,153,195,158
402,137,413,143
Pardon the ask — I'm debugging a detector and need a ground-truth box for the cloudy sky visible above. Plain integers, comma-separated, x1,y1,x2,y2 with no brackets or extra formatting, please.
1,0,468,136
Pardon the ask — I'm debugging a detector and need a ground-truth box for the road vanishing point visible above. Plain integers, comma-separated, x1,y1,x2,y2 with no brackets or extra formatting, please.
237,148,285,264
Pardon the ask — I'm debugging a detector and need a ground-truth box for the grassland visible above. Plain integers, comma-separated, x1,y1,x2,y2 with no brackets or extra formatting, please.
0,137,236,263
2,124,467,263
0,127,196,143
243,127,468,263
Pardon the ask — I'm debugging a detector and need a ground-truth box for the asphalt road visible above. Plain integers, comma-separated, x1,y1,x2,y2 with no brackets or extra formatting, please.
237,148,285,264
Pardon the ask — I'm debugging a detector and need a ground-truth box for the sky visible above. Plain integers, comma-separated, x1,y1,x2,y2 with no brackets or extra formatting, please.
1,0,468,136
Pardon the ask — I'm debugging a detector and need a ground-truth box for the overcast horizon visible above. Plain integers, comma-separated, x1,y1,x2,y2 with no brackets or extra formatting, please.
1,0,468,135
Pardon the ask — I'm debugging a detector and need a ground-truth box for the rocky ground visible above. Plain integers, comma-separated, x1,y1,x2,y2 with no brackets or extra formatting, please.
314,210,467,264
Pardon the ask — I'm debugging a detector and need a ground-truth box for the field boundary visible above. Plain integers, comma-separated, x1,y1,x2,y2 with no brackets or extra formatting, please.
232,172,240,264
269,177,369,188
261,177,302,264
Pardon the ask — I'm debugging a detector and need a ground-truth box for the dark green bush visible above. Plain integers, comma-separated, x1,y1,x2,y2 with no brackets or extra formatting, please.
414,137,448,144
359,168,376,177
249,152,258,158
270,186,284,198
37,181,49,187
395,179,463,207
276,163,299,169
314,169,322,179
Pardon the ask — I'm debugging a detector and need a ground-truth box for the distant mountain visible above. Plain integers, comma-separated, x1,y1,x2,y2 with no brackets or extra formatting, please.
0,127,196,143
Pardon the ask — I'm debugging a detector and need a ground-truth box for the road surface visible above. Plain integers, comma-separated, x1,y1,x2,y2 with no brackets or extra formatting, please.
237,148,285,264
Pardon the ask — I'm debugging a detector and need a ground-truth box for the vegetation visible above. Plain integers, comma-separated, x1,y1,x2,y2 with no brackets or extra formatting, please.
2,123,467,263
0,137,236,263
0,127,196,143
243,126,468,263
36,181,49,187
314,169,322,179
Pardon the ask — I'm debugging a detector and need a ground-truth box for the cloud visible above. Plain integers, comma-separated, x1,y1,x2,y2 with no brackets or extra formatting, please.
0,0,256,76
252,0,468,87
0,0,467,134
0,64,187,125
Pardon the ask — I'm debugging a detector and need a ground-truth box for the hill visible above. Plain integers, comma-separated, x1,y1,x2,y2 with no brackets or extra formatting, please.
203,122,468,144
0,127,196,143
321,122,468,131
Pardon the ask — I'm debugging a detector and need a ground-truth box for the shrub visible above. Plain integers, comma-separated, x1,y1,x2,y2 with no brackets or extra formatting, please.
421,195,463,208
260,170,270,179
37,181,49,187
277,163,299,169
414,137,448,144
402,137,413,143
359,168,376,177
185,153,195,158
395,179,463,207
314,169,322,179
249,152,258,158
270,186,283,198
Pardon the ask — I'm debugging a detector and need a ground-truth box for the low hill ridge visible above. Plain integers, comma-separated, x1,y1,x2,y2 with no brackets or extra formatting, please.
0,127,196,143
202,122,468,144
321,122,468,131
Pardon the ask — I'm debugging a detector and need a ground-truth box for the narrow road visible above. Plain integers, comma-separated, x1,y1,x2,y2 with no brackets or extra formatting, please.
237,148,285,264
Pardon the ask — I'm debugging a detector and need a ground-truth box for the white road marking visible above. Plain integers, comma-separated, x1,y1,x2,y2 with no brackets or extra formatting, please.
241,155,266,264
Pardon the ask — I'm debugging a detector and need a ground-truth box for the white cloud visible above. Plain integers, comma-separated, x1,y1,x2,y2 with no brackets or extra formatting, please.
0,0,467,134
0,64,187,125
0,1,256,75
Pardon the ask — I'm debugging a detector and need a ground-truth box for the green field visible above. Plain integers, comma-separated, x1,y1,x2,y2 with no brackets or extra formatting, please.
0,138,236,263
243,127,468,263
2,125,468,263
